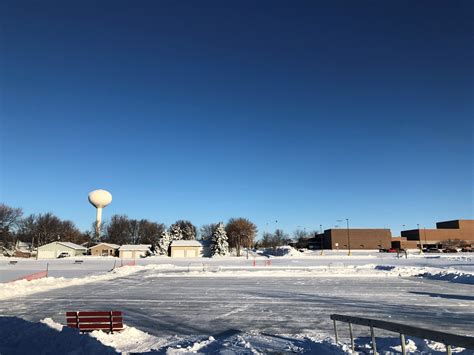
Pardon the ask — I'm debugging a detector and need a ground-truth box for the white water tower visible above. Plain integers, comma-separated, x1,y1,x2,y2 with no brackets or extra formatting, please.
88,189,112,238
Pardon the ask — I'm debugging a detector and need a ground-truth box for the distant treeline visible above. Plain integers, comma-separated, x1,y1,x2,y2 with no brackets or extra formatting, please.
0,203,316,254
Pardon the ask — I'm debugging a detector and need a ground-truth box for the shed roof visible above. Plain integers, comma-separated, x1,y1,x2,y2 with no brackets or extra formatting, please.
91,242,120,249
58,242,88,250
38,241,87,250
119,244,152,251
171,240,202,247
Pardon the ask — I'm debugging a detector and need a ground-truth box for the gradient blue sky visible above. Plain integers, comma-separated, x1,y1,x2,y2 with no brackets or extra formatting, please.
1,1,473,237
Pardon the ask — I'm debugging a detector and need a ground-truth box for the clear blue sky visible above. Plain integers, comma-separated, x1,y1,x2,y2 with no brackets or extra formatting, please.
1,1,472,238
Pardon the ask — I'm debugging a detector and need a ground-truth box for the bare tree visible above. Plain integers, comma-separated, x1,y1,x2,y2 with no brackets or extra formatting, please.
105,215,131,245
260,229,288,250
17,213,83,247
199,223,218,241
0,204,23,231
135,220,165,249
0,204,23,248
225,218,257,256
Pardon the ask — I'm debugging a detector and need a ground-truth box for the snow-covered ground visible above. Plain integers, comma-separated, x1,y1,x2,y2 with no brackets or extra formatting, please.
0,251,473,354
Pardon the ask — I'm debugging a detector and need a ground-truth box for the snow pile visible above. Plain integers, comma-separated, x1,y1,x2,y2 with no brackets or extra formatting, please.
257,246,304,258
374,265,474,285
0,263,177,301
90,325,170,353
276,245,304,257
1,316,473,354
0,316,117,354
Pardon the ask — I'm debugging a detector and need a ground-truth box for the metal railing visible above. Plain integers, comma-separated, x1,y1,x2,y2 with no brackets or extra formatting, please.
187,262,207,272
330,314,474,355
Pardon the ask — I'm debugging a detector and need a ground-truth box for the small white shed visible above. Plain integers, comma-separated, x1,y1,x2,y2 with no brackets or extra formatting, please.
119,244,151,259
37,242,87,259
170,240,203,258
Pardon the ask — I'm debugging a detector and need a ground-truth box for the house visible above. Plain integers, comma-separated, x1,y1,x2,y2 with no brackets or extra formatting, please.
170,240,203,258
89,243,120,257
119,244,151,259
15,241,32,252
37,242,87,259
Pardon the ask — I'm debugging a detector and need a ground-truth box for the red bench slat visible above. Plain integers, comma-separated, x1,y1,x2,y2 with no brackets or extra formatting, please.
65,311,124,332
66,311,122,317
67,317,123,323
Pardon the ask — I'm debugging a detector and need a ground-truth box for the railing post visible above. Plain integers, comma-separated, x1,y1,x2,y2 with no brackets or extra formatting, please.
400,333,406,355
446,344,452,355
333,319,339,343
348,322,355,352
370,326,377,354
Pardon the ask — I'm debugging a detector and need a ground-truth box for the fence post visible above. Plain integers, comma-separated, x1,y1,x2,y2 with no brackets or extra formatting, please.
348,323,355,352
333,319,339,343
370,326,377,354
400,334,406,355
46,263,49,277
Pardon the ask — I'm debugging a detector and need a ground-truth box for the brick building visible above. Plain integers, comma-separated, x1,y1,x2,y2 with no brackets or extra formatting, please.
305,228,392,250
393,220,473,249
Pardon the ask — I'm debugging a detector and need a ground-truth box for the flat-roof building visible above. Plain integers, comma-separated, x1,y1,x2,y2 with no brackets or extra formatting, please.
305,228,392,250
399,220,473,249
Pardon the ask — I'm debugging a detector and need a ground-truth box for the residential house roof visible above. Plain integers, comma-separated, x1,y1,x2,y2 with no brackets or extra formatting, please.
119,244,152,251
171,240,202,247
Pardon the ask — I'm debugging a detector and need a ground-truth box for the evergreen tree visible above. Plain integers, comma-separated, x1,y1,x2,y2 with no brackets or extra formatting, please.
157,230,171,256
172,220,196,240
169,224,183,241
211,222,229,256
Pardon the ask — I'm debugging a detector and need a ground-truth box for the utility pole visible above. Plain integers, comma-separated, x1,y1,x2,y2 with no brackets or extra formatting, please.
346,218,351,256
418,223,423,254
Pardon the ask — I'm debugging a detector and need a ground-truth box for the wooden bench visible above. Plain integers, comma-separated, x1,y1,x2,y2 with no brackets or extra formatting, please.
66,311,124,333
74,260,84,264
8,261,18,265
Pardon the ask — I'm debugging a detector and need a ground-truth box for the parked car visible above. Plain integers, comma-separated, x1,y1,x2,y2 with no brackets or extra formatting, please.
57,252,70,258
424,248,441,253
387,248,398,253
461,247,472,252
379,248,388,253
442,247,458,253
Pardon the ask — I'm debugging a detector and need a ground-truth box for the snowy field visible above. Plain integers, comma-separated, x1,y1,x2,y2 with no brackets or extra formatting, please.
0,251,473,354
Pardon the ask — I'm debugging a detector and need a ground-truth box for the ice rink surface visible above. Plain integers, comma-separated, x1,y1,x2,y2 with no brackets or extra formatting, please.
0,251,473,354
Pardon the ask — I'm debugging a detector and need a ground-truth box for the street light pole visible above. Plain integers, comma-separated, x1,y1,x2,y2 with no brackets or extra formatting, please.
346,218,351,256
417,223,423,254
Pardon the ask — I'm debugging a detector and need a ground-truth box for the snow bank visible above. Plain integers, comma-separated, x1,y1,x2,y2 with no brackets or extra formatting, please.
258,246,304,258
4,316,471,354
0,316,117,354
0,264,177,301
374,265,474,285
90,324,171,353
